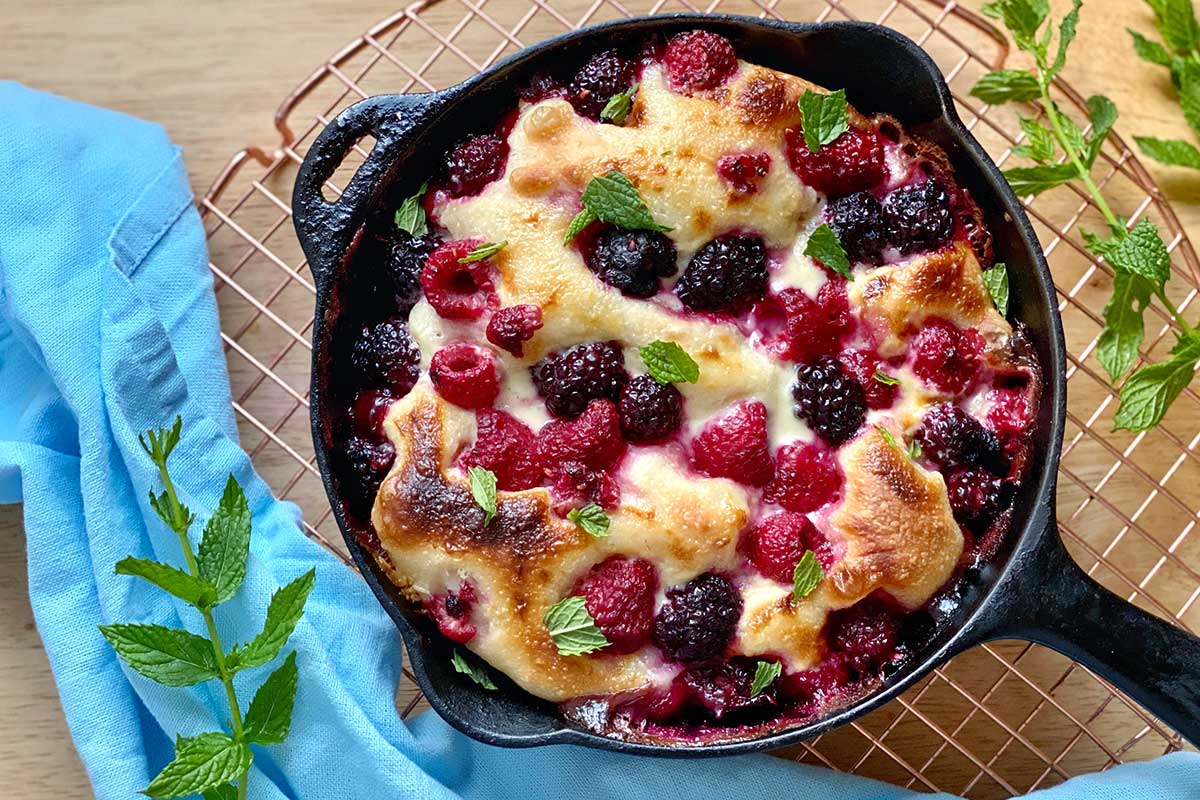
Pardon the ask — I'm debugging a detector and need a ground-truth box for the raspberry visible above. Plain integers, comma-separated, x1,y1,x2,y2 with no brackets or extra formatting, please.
717,152,771,195
742,511,832,582
445,134,509,197
618,375,684,442
574,557,658,654
486,304,543,357
340,435,395,510
690,400,774,487
780,655,850,704
567,50,635,120
674,233,769,313
910,317,984,395
653,573,742,662
536,399,626,472
914,403,1003,473
429,344,500,409
838,349,899,410
421,239,499,320
825,191,888,266
830,601,899,674
351,390,395,437
663,30,738,92
636,678,689,722
681,659,776,720
532,341,629,418
548,460,621,511
427,583,478,644
763,442,842,513
772,280,854,362
385,232,439,310
584,228,678,298
792,357,867,446
460,409,541,491
350,318,421,392
883,179,955,255
985,387,1032,441
945,468,1004,530
785,127,887,198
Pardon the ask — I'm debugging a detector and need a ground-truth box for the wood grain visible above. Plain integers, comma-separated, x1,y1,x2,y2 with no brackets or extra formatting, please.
1,0,1197,794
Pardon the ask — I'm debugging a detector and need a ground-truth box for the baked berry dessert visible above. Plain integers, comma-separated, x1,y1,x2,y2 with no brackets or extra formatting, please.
330,29,1039,744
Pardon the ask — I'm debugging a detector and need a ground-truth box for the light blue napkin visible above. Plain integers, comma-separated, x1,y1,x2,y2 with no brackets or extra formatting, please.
0,80,1196,799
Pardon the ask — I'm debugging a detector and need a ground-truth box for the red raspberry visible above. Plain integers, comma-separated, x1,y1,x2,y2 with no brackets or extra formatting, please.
945,468,1003,530
351,390,395,437
548,460,621,511
690,400,774,487
780,654,850,704
536,399,626,472
838,349,899,410
427,583,478,644
742,511,832,582
830,601,899,673
985,386,1032,440
784,127,887,197
664,30,738,92
430,344,500,409
717,152,771,195
910,317,984,395
573,556,659,654
445,134,508,197
421,239,499,320
763,442,842,513
636,677,689,722
460,409,541,491
486,304,543,357
768,280,853,363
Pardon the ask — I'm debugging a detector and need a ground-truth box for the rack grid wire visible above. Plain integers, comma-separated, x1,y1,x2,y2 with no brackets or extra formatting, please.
199,0,1200,796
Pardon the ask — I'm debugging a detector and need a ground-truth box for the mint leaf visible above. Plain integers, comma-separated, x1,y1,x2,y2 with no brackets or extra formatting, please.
149,488,194,535
139,416,183,467
1136,136,1200,168
1106,219,1172,286
394,182,428,237
467,465,497,525
1098,271,1153,380
1113,337,1200,432
227,569,315,672
566,503,610,538
873,367,899,386
143,732,251,799
970,70,1042,104
543,596,609,656
1083,95,1118,167
99,623,218,687
797,89,849,152
1161,0,1200,52
197,475,252,604
451,649,498,690
1049,0,1083,75
600,82,639,125
563,208,597,244
244,651,298,745
982,263,1010,316
875,424,906,455
792,550,824,601
750,661,782,697
115,556,218,609
907,439,923,460
202,785,237,800
639,340,700,385
805,223,851,278
1129,29,1173,65
1014,117,1056,162
579,170,672,234
1180,66,1200,135
1059,113,1086,155
982,0,1050,50
459,241,507,263
1002,163,1078,195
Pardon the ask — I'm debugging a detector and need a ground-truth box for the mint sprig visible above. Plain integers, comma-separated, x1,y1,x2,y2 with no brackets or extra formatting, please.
639,340,700,385
543,596,609,656
792,550,824,601
973,0,1200,432
982,263,1010,316
394,181,429,237
601,82,639,125
467,465,498,525
1128,0,1200,170
566,502,610,538
797,89,849,152
750,660,782,697
451,649,498,690
459,241,507,263
100,417,311,800
804,223,852,278
564,170,672,244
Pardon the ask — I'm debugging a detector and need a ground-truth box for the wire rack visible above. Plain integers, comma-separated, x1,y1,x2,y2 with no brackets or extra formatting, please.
199,0,1200,796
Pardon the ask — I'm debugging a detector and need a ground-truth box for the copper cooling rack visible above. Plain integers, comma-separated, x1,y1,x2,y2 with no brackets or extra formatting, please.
199,0,1200,796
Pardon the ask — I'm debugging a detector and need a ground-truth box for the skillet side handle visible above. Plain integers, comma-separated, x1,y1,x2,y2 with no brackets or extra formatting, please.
983,528,1200,747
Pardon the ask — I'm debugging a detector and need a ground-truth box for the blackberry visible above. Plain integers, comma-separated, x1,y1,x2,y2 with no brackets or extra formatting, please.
882,179,956,255
567,50,635,120
445,134,509,197
340,436,396,510
673,233,769,312
653,573,742,662
584,228,678,298
791,356,867,446
945,468,1004,530
350,318,421,393
680,660,776,720
831,601,899,674
825,192,888,266
385,232,439,310
914,403,1003,473
618,374,684,442
532,341,629,418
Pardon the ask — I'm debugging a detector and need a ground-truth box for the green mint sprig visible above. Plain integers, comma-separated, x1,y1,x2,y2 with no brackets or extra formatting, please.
804,223,852,278
601,82,639,125
563,170,672,244
394,182,429,237
467,465,497,525
982,263,1011,316
639,340,700,385
750,660,782,697
543,596,609,656
451,649,498,690
100,418,313,800
792,550,824,601
797,89,849,152
459,241,507,263
567,502,610,538
971,0,1200,432
1128,0,1200,168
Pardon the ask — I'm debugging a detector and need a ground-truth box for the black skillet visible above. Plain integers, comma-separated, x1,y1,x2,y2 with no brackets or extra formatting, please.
294,13,1200,755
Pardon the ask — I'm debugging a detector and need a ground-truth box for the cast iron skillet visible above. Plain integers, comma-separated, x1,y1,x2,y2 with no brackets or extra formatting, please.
294,13,1200,755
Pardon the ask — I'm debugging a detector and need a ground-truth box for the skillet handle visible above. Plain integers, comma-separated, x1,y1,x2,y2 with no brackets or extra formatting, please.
978,526,1200,746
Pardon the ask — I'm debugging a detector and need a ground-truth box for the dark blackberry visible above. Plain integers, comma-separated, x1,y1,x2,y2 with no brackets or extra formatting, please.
584,228,678,298
519,71,562,102
882,179,956,255
673,233,769,313
914,403,1003,473
825,191,888,266
791,356,867,446
680,659,776,720
653,573,742,662
385,232,439,310
567,50,635,120
445,134,509,197
531,341,629,418
340,436,396,510
618,374,684,442
945,468,1004,530
831,601,899,674
350,318,421,393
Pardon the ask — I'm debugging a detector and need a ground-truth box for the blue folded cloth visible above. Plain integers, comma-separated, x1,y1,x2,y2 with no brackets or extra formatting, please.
0,80,1196,799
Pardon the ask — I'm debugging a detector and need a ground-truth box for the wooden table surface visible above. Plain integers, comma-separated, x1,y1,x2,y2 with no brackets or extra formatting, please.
1,0,1197,794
